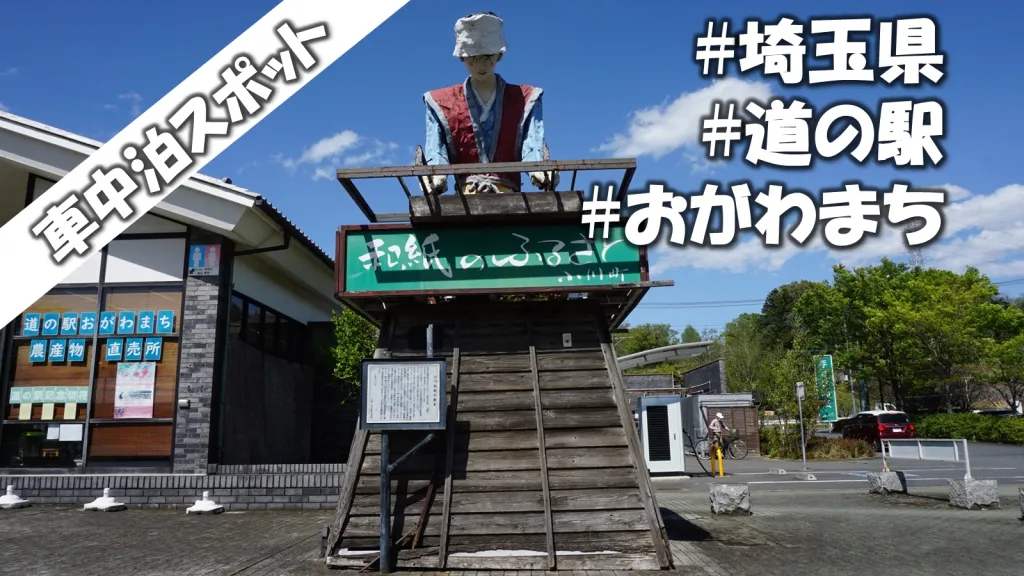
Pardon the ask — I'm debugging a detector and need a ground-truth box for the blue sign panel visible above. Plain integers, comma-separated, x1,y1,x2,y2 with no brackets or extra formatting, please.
143,338,163,361
124,338,144,361
60,313,79,336
28,339,48,363
105,338,124,361
117,311,136,335
137,310,155,334
79,312,97,335
22,313,41,336
99,312,117,335
67,339,87,362
41,313,60,336
155,310,175,334
48,339,67,362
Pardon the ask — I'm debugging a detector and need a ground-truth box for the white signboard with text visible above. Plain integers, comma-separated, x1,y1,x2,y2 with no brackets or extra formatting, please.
360,359,447,431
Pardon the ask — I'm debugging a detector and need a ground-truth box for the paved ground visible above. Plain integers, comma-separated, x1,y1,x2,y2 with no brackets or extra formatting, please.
658,486,1024,576
2,479,1022,575
652,441,1024,492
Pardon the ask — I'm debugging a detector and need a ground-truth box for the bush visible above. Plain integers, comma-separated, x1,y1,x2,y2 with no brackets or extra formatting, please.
915,413,1024,445
759,425,874,460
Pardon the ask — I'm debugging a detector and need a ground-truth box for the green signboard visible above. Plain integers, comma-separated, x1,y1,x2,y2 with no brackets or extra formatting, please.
815,355,839,422
10,386,90,404
340,224,643,294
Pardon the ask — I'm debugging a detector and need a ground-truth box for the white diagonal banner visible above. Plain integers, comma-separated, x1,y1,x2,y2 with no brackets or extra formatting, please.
0,0,411,328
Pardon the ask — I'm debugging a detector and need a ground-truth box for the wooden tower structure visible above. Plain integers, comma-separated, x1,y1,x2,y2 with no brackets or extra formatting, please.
325,158,675,571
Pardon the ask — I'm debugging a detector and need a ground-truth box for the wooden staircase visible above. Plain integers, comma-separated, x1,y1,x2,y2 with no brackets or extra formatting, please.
325,301,672,571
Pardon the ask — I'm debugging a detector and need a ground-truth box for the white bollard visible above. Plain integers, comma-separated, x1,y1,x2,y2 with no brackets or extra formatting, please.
186,491,225,515
84,487,127,512
0,485,31,509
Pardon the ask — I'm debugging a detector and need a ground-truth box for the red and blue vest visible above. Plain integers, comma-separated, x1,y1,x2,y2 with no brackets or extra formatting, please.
426,81,538,191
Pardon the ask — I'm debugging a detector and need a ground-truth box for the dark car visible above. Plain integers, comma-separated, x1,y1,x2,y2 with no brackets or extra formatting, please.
841,411,916,451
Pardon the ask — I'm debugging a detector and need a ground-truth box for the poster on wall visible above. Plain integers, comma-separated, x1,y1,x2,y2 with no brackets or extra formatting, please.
114,362,156,419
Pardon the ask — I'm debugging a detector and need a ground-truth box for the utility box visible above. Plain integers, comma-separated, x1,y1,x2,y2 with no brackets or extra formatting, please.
639,395,685,475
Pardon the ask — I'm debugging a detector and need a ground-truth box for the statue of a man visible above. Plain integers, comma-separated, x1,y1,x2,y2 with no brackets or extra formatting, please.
420,12,558,195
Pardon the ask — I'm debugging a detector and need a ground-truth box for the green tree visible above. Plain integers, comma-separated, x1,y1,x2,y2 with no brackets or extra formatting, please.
721,313,764,393
331,307,380,403
982,333,1024,412
759,280,817,350
681,324,702,343
614,323,680,357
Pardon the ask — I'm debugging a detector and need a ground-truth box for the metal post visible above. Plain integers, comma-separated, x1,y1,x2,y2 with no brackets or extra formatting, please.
379,431,392,573
962,439,972,480
797,392,807,471
848,370,857,417
426,324,434,359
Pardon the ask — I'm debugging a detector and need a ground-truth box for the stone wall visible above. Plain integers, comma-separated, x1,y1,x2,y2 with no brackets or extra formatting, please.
173,229,229,474
1,465,347,511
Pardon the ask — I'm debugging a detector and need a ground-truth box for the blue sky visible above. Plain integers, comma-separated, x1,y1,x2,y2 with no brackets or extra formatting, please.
2,0,1022,336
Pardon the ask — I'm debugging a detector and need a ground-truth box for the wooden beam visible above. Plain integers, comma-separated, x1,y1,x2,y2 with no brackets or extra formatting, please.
436,338,461,569
529,344,556,570
325,317,394,558
337,158,636,180
598,334,673,569
409,191,584,221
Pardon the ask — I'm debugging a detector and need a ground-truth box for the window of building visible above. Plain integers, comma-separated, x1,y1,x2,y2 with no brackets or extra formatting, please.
1,287,97,468
246,302,263,344
229,291,308,363
86,285,182,465
229,295,244,339
264,311,277,354
0,221,190,470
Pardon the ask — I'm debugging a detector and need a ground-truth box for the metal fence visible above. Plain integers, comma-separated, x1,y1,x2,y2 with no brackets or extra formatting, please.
881,438,972,480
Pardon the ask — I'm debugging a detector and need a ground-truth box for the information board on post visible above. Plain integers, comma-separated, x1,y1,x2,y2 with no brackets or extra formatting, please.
360,358,447,431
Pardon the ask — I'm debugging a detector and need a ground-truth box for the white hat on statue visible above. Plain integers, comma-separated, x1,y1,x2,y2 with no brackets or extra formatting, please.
453,12,507,57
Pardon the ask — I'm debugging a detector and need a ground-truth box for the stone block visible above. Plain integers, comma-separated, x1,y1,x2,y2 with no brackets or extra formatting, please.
867,471,907,494
709,483,751,515
795,473,817,481
948,479,1000,510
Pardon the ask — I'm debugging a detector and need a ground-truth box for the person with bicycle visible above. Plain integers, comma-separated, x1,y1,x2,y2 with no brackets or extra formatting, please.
708,412,727,455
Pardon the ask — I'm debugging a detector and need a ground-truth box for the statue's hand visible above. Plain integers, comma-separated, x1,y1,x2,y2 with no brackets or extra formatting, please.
419,175,448,195
529,170,560,191
465,179,500,195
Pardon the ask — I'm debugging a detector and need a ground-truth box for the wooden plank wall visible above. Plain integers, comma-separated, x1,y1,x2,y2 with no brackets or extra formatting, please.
713,406,760,456
329,301,672,571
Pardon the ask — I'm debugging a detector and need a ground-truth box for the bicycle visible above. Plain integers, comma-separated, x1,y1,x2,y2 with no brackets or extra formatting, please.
693,429,748,460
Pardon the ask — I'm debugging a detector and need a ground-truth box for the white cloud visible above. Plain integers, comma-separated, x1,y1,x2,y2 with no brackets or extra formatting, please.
932,183,971,202
282,130,360,169
117,92,143,117
311,167,334,181
278,130,400,180
597,77,772,166
649,183,1024,282
0,68,17,77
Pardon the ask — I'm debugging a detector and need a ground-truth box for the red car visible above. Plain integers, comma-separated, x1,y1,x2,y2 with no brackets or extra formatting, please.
841,411,916,451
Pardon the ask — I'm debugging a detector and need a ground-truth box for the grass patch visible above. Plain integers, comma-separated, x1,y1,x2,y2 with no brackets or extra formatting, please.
759,425,874,460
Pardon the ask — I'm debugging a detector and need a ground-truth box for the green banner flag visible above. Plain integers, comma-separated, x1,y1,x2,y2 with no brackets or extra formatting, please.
815,355,839,422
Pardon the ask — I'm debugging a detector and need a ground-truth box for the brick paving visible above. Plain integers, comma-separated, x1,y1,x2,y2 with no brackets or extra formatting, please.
1,486,1021,575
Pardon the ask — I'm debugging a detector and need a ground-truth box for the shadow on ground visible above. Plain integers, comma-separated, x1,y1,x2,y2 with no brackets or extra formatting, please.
660,507,712,542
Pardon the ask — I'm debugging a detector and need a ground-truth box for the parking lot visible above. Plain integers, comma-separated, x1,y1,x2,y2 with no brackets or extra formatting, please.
1,480,1021,575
